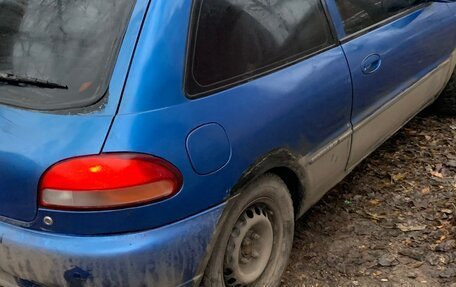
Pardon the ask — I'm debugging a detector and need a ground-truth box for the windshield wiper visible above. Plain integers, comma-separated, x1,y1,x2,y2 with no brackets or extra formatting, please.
0,73,68,90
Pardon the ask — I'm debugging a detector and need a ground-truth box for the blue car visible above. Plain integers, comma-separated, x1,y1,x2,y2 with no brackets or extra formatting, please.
0,0,454,286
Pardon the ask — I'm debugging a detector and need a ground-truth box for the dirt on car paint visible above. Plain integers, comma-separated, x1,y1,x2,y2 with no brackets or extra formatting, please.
282,114,456,287
2,114,454,287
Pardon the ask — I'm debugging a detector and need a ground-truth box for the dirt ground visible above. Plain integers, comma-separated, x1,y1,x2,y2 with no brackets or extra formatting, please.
282,114,456,287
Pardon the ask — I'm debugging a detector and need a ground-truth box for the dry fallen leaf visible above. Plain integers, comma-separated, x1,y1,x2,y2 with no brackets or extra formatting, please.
369,199,381,206
364,210,386,221
445,159,456,167
391,173,406,182
436,235,447,244
421,187,431,194
430,171,444,178
396,223,426,232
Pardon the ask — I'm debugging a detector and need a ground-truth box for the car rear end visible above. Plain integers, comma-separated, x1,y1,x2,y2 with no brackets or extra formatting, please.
0,0,223,286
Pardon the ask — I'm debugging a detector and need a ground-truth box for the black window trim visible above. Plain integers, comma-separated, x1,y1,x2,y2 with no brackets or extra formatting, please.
184,0,339,99
339,1,431,44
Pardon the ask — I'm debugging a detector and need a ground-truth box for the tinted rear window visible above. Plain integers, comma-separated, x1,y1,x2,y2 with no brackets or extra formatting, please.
187,0,334,96
0,0,136,110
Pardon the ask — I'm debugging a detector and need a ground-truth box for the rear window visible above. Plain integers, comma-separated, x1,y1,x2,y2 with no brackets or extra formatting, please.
0,0,136,111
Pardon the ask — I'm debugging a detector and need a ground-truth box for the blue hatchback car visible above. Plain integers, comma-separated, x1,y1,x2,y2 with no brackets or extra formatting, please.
0,0,455,286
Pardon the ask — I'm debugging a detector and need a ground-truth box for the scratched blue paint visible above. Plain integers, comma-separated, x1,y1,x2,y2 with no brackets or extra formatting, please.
0,0,454,286
0,203,224,287
341,4,455,126
8,0,354,236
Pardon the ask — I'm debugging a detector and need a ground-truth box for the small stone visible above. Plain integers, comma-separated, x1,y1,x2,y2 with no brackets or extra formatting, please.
378,254,398,267
435,240,455,252
399,248,425,261
439,268,456,278
407,272,417,279
353,195,363,201
445,160,456,167
427,254,441,266
380,278,389,282
410,262,424,268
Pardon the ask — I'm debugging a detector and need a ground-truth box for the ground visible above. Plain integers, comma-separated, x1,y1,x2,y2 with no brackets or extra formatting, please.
282,114,456,287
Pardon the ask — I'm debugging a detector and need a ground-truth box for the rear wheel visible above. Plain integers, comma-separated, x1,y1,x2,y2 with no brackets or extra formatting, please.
431,71,456,116
202,174,294,287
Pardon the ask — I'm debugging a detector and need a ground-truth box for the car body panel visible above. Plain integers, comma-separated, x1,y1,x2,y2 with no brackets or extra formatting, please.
449,2,456,15
0,0,150,223
447,2,456,46
186,123,232,175
323,0,345,39
3,0,348,236
100,45,352,235
349,58,453,169
0,111,113,222
339,3,455,167
0,203,223,287
0,0,454,286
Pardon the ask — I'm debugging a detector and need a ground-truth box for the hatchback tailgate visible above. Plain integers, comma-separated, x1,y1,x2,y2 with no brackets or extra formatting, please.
0,107,113,222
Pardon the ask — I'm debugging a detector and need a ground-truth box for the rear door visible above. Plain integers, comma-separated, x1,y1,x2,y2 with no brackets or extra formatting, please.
330,0,455,167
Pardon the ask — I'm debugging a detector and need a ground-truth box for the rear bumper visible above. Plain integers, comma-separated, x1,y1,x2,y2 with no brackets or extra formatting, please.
0,204,224,287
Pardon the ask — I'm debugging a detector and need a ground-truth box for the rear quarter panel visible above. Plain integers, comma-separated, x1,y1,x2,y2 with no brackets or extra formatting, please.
98,0,353,234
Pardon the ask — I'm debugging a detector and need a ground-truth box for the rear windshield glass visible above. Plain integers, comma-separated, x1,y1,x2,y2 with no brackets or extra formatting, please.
0,0,136,111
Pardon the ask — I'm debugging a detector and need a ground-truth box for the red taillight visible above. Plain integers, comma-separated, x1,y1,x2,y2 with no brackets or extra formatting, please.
39,153,183,210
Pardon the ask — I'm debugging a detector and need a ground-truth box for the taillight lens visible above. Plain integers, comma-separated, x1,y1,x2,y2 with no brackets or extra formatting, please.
39,153,183,210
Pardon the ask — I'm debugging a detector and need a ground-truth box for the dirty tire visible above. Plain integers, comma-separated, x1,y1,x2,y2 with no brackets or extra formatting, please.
202,174,294,287
431,70,456,116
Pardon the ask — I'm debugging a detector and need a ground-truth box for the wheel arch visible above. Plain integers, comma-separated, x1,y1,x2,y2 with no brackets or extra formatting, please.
230,148,306,217
194,148,306,286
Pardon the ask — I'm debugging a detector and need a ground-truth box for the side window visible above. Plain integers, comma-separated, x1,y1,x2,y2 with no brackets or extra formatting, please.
335,0,425,35
187,0,335,96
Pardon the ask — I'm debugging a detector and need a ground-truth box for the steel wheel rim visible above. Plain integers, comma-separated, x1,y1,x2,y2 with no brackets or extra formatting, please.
223,203,274,286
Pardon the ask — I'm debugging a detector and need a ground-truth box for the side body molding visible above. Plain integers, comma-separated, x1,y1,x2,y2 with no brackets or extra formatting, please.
347,58,453,169
230,132,352,218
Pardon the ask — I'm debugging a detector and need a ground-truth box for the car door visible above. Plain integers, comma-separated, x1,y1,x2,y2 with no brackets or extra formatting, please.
329,0,455,168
